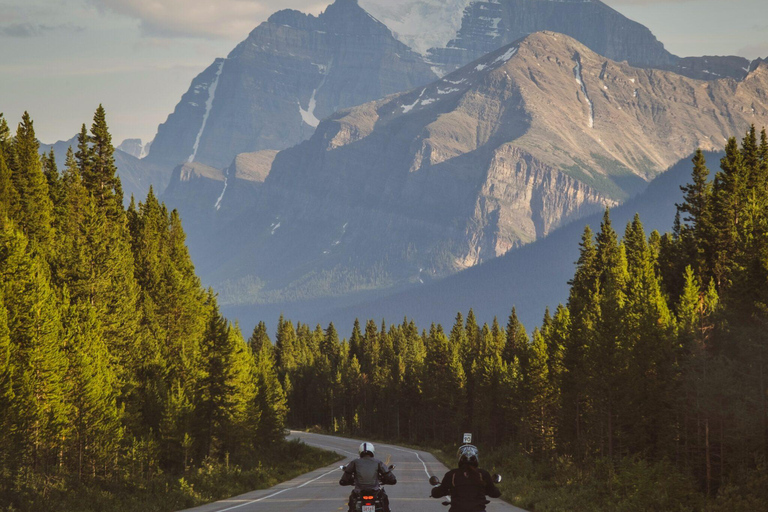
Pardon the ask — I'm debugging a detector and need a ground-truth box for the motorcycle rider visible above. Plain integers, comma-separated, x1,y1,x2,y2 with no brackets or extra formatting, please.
430,444,501,512
340,442,397,512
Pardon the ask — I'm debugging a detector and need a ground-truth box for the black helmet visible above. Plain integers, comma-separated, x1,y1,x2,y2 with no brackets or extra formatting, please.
457,444,479,467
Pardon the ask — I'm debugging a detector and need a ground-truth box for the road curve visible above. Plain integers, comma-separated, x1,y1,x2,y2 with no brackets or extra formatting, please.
179,431,527,512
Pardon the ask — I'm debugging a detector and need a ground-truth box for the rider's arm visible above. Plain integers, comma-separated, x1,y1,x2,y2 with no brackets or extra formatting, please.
340,460,356,486
379,462,397,485
481,470,501,498
430,470,454,498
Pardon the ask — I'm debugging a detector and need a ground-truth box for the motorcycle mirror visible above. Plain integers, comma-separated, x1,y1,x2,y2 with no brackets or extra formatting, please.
388,464,396,471
493,474,502,484
429,475,441,486
339,465,347,471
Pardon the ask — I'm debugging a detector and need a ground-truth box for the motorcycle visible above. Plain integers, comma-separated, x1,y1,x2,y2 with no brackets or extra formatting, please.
340,464,396,512
428,472,502,507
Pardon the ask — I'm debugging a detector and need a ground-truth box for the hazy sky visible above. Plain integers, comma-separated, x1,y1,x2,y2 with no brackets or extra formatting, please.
1,0,766,145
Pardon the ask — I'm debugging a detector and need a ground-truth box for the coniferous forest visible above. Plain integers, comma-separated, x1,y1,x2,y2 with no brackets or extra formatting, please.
269,129,768,510
0,109,336,512
1,107,767,511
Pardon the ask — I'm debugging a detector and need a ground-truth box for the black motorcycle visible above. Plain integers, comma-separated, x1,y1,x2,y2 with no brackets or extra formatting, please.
340,464,396,512
428,472,502,507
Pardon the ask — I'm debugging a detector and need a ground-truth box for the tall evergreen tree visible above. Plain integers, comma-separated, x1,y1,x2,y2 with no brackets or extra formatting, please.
12,113,55,250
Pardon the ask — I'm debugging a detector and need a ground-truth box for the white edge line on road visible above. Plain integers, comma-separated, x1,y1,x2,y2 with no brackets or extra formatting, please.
214,467,338,512
388,447,431,478
291,432,431,479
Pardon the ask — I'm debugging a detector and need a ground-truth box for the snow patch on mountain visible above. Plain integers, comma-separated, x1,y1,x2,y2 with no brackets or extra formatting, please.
299,89,321,128
361,0,472,56
215,169,228,211
573,53,594,129
188,60,225,163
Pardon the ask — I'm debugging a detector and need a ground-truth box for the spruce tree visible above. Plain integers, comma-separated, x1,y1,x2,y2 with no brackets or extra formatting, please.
63,302,122,480
0,151,20,220
0,220,68,472
503,307,528,365
85,106,123,214
12,113,55,250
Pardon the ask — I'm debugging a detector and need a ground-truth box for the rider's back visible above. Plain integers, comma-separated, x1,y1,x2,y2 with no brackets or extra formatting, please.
432,467,501,512
345,457,390,491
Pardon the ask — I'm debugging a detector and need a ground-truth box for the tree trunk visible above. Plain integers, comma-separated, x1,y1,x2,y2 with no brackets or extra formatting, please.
705,418,711,497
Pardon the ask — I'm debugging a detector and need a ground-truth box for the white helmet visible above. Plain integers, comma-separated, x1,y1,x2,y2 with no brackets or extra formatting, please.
359,442,375,457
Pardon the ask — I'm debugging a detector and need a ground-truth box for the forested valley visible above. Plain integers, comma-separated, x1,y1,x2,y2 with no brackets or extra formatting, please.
273,129,768,511
1,107,767,511
0,109,336,512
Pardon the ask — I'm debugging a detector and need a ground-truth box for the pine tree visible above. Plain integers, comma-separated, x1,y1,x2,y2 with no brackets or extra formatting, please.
0,220,68,472
251,327,287,444
711,138,746,288
422,324,466,442
677,150,714,279
503,307,528,365
249,321,272,356
588,209,630,458
561,225,599,451
0,150,20,220
63,301,122,480
12,113,55,250
85,106,123,214
194,300,235,460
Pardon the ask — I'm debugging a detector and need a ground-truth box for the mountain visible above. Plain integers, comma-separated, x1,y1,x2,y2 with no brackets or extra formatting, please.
360,0,472,56
222,150,723,332
145,0,438,172
39,137,170,205
116,138,151,159
332,151,725,332
426,0,675,73
424,0,758,81
189,31,768,317
162,151,276,253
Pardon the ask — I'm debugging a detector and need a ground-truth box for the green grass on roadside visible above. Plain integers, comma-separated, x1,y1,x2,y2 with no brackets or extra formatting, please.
1,439,343,512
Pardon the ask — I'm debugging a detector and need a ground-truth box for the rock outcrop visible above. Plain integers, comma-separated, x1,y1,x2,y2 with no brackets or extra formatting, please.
145,0,437,171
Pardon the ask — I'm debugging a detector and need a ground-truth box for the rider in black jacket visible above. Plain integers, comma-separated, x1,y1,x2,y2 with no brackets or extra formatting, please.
431,445,501,512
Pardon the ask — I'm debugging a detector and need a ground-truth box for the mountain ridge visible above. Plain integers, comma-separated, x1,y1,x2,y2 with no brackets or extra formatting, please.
145,0,438,172
174,31,768,315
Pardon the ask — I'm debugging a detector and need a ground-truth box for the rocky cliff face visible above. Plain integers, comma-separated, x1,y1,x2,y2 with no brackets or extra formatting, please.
428,0,677,74
424,0,757,82
145,0,437,172
196,32,768,308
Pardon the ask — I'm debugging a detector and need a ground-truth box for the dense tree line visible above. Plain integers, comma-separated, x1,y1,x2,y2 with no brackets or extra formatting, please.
279,128,768,496
0,109,287,501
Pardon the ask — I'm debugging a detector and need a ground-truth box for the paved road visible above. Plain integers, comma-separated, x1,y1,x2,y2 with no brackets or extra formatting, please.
180,431,526,512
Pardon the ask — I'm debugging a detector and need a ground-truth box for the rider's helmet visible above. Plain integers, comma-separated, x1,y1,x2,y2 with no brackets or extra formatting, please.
359,442,375,457
457,444,479,467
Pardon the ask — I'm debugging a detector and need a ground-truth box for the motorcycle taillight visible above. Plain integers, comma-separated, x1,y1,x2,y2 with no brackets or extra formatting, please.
363,496,374,500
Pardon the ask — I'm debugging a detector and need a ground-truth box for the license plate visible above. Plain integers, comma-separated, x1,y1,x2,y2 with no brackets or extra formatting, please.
362,506,375,512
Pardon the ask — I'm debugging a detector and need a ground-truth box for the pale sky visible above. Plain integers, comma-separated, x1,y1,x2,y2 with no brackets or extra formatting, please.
0,0,766,145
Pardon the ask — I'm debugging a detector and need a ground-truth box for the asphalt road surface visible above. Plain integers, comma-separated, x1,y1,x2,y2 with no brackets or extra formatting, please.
180,431,527,512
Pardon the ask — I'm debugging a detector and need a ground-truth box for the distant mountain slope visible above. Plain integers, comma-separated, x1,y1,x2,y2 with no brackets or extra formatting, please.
39,137,169,205
424,0,757,81
333,150,725,331
145,0,438,171
427,0,676,73
193,32,768,314
223,151,724,333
